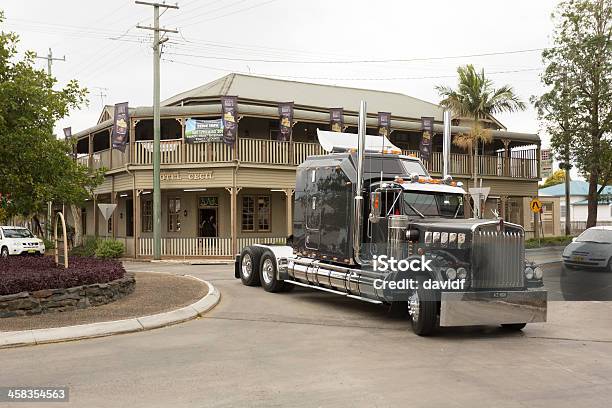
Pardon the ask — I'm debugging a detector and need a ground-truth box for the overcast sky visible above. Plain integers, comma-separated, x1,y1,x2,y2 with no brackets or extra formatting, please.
3,0,560,147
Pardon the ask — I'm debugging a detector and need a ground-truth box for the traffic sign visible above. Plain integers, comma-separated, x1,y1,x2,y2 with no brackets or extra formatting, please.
530,198,543,213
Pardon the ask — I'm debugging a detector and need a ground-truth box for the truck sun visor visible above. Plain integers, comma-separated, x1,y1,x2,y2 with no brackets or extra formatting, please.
317,129,400,153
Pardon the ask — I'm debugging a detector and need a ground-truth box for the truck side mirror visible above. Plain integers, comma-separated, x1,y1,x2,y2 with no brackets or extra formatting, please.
370,191,381,219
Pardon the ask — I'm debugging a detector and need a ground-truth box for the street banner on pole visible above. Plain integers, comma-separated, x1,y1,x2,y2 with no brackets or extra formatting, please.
221,96,237,147
420,116,434,161
330,108,343,132
378,112,391,138
278,102,294,141
63,126,76,159
184,119,224,144
112,102,129,152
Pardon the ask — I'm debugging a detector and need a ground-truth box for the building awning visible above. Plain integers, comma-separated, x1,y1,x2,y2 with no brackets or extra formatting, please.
73,103,540,144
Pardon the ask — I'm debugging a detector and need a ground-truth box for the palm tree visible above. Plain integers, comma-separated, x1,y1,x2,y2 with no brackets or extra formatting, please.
436,65,526,188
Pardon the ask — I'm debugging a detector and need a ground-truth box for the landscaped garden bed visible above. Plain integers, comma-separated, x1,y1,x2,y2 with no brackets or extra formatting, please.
0,256,134,318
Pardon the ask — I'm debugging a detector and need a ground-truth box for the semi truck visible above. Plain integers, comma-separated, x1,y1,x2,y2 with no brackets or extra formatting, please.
235,101,547,336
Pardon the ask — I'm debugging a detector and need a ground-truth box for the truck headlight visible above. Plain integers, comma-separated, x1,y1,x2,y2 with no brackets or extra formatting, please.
533,266,543,280
445,268,457,280
457,267,467,279
524,267,534,280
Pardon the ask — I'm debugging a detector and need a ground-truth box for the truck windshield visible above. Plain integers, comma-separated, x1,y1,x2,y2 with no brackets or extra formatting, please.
2,228,35,238
402,192,463,218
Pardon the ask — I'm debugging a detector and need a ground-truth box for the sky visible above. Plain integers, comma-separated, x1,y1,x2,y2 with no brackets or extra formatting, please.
2,0,561,148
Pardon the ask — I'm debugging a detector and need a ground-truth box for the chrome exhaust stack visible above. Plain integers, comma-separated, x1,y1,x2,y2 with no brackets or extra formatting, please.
443,109,451,178
353,100,367,265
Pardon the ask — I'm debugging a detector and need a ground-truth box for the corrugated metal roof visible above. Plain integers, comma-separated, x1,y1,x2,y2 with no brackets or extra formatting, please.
539,180,612,197
161,73,445,121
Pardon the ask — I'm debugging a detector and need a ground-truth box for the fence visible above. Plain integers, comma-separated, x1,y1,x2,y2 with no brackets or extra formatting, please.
561,221,612,235
139,237,232,257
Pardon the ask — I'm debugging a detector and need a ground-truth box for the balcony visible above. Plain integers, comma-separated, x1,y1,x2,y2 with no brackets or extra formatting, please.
82,139,537,179
403,150,538,179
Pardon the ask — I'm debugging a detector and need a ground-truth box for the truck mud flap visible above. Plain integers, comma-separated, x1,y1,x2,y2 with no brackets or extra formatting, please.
234,255,241,279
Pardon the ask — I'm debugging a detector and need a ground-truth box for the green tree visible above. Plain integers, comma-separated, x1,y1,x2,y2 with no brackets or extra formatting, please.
541,169,570,188
0,12,102,242
436,65,526,189
533,0,612,228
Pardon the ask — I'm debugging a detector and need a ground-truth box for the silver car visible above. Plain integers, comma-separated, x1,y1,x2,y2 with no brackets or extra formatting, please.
562,226,612,272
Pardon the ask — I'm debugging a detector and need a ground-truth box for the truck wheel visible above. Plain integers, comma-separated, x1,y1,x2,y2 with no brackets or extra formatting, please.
407,280,438,336
501,323,527,331
259,251,289,293
1,246,8,258
239,246,265,286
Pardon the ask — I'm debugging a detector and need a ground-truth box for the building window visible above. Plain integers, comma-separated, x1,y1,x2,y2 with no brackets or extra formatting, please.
142,199,152,232
242,196,255,231
242,195,270,232
168,198,181,232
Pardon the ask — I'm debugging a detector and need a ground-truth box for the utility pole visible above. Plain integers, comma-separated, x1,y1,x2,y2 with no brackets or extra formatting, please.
136,1,179,260
562,69,572,236
35,48,66,240
91,87,109,107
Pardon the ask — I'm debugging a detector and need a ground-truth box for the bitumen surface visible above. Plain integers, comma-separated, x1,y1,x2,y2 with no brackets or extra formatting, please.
1,261,611,407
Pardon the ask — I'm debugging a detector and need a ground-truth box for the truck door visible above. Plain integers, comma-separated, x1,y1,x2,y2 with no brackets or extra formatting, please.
305,169,320,250
305,194,321,250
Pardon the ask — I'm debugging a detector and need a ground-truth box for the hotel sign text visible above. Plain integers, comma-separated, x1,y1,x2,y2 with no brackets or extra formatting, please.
160,171,213,181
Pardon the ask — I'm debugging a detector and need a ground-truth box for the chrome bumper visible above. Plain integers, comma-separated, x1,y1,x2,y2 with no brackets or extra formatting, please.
439,289,547,327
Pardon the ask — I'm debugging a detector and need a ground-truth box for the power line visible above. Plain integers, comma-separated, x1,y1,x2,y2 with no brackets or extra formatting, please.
162,57,541,81
163,47,545,64
169,0,250,26
181,0,279,26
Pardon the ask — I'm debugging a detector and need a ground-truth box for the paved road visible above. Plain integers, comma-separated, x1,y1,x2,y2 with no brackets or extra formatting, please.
1,262,612,407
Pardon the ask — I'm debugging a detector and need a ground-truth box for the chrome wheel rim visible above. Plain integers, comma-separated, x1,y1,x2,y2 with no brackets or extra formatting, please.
408,291,420,322
262,258,274,285
241,254,252,278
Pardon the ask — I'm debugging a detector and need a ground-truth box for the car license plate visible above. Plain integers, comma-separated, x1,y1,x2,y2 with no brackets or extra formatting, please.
572,256,583,261
28,250,36,254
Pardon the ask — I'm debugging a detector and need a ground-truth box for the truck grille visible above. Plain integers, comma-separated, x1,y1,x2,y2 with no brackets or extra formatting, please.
471,230,525,289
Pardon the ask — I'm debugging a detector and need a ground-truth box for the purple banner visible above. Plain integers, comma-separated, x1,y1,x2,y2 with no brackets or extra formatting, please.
221,96,238,147
330,108,343,132
420,116,434,161
278,102,293,141
112,102,129,152
378,112,391,137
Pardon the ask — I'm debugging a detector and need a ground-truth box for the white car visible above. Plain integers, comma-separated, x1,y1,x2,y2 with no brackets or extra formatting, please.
0,226,46,258
562,226,612,272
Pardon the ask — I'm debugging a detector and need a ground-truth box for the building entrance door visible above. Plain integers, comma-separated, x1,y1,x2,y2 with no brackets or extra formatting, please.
199,208,218,237
126,199,133,237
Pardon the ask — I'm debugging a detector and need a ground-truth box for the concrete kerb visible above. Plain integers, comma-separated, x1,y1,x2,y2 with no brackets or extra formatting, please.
0,276,221,349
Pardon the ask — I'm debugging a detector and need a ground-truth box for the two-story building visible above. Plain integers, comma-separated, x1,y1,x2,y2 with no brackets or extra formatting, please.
70,73,541,258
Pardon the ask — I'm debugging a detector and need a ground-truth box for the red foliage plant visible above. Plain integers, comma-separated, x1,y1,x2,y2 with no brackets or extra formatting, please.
0,256,125,296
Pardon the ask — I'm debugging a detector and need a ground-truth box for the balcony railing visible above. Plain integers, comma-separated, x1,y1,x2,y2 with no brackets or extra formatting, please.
138,236,286,257
403,150,537,179
139,237,232,257
83,140,537,179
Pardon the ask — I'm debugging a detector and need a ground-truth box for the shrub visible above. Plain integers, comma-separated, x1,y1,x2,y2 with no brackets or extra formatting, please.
0,256,125,296
69,236,99,257
95,240,125,259
525,235,574,249
42,238,55,250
